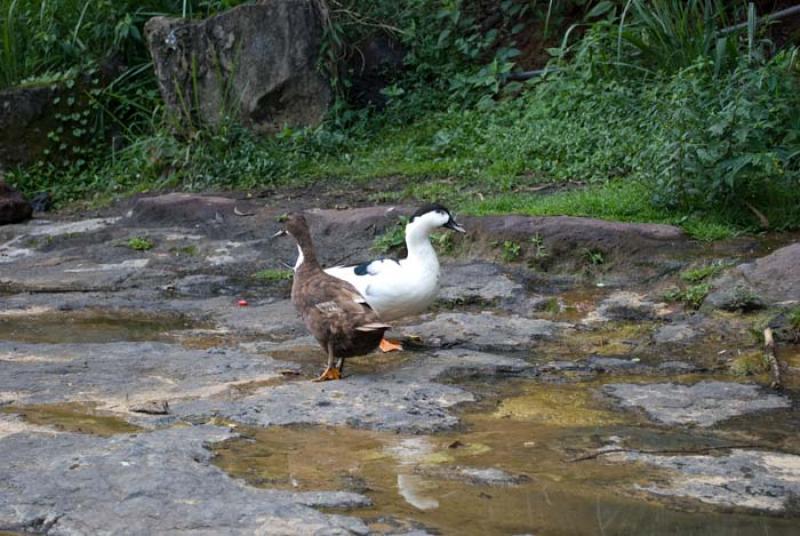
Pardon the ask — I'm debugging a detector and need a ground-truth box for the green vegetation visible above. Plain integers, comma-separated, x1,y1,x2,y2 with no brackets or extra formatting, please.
252,268,293,282
680,261,727,283
501,240,522,262
664,282,711,309
790,307,800,330
729,351,769,376
584,249,605,266
372,217,409,254
3,1,799,240
127,236,154,251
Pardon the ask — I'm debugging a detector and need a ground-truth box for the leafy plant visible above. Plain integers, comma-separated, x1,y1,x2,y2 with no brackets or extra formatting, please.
680,261,726,283
372,216,408,254
730,351,769,376
529,233,547,258
664,282,711,309
501,240,521,262
584,249,605,265
127,236,154,251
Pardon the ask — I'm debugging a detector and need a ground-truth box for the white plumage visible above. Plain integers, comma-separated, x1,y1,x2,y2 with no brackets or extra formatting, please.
297,205,465,322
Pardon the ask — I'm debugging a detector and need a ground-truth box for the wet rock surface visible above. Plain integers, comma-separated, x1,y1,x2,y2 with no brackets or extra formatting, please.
1,194,799,533
614,448,800,512
0,425,370,535
603,381,790,426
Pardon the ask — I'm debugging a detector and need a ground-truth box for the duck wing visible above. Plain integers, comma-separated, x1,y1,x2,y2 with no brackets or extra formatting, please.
295,273,390,332
324,258,402,291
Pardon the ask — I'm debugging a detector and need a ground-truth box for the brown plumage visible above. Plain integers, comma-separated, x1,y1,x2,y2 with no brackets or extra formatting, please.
280,213,390,381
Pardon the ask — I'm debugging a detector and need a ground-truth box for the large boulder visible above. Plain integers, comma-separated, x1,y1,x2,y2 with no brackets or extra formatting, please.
145,0,331,134
706,242,800,309
0,180,32,225
0,86,59,169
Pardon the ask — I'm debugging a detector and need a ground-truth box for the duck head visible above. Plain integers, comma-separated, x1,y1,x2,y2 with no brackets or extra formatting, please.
273,213,317,268
406,203,466,238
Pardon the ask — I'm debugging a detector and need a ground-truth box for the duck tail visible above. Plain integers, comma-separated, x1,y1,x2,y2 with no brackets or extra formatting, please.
356,323,391,332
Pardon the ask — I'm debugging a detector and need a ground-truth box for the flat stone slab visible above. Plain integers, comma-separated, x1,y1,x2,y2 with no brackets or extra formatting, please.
438,262,523,303
175,350,534,433
403,312,567,351
602,381,790,427
0,341,294,408
0,425,370,534
616,449,800,512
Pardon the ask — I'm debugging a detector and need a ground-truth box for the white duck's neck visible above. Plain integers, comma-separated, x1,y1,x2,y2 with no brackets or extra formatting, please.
405,222,439,271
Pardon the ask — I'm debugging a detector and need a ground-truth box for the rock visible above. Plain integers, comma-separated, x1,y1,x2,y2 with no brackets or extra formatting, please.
402,312,566,351
587,356,645,372
0,341,294,407
461,215,691,280
145,1,331,133
0,425,370,534
652,322,698,344
0,181,32,225
706,243,800,308
438,262,523,303
174,375,473,433
613,448,800,513
174,349,533,433
703,277,765,312
418,466,529,486
127,193,239,226
586,291,668,322
129,400,170,415
603,381,790,427
0,86,60,168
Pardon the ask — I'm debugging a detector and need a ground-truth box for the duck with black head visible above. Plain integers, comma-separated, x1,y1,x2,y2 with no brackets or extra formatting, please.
274,213,391,381
322,203,465,351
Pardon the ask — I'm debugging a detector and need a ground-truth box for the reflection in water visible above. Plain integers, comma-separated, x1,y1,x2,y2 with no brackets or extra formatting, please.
212,379,800,535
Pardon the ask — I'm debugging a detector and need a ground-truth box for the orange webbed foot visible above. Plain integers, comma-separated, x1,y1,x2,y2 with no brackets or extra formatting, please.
313,367,342,382
379,338,403,353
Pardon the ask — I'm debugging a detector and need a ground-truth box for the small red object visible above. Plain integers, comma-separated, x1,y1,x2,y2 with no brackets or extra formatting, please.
238,299,249,307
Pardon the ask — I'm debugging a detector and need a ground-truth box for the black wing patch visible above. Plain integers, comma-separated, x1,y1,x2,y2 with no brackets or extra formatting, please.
353,258,400,276
354,261,372,276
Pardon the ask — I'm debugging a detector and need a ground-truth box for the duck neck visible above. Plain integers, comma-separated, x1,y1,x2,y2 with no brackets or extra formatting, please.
292,231,320,273
405,223,439,270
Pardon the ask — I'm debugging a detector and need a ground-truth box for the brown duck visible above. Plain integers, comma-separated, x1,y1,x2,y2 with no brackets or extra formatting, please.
275,213,391,381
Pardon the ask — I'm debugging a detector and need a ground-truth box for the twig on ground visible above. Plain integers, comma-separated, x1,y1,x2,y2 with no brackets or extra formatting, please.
764,327,783,390
567,444,763,463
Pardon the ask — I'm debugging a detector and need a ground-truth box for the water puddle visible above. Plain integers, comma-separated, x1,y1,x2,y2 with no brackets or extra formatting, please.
213,379,799,535
0,309,200,344
2,402,141,436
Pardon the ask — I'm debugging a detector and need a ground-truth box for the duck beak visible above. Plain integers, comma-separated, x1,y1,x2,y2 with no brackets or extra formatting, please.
271,229,287,239
444,219,466,233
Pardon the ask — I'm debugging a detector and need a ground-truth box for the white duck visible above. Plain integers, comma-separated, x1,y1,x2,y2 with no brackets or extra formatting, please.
295,204,465,351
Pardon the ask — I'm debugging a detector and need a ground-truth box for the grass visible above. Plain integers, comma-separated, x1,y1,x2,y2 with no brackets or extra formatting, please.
127,236,154,251
3,1,799,243
680,261,727,283
252,269,293,282
664,282,711,309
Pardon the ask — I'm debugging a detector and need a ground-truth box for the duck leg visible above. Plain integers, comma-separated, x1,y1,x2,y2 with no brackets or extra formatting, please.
379,338,403,353
335,357,345,377
313,342,342,382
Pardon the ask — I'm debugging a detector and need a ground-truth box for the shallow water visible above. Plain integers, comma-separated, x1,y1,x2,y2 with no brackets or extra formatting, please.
0,309,198,344
213,379,800,535
2,403,141,436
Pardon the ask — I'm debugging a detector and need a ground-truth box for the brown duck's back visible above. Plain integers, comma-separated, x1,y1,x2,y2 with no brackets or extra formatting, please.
292,266,389,358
